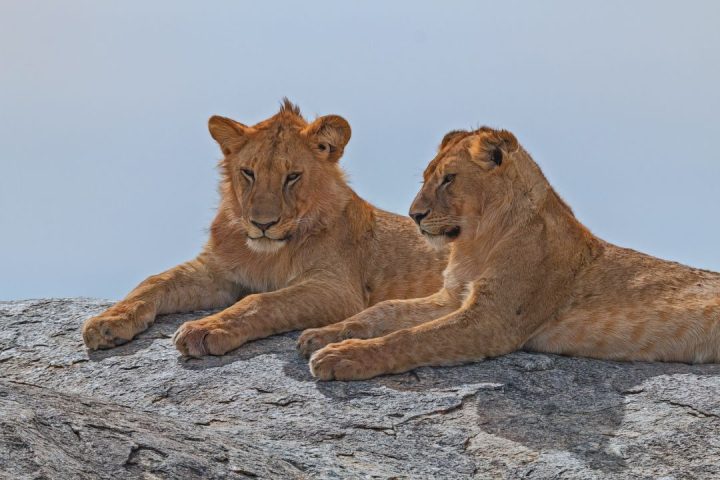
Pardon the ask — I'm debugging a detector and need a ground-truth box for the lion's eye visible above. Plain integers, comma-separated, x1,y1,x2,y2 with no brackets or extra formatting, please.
241,168,255,181
285,172,302,185
442,174,456,186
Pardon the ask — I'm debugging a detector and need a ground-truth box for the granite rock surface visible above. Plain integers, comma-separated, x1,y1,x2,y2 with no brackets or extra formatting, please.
1,298,719,479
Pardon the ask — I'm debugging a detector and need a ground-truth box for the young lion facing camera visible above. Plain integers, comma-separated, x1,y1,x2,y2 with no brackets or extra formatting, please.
299,127,720,380
82,101,446,355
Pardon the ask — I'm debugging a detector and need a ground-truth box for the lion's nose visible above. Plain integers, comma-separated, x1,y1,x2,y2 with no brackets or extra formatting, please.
251,219,279,232
409,209,430,225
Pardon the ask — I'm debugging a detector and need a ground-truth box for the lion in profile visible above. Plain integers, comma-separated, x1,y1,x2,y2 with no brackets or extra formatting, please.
82,100,446,355
300,127,720,380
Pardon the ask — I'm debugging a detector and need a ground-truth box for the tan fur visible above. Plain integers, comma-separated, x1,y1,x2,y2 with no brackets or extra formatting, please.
303,127,720,380
82,100,446,355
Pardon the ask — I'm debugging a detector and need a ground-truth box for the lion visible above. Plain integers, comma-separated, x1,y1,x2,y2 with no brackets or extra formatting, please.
82,100,447,356
299,126,720,380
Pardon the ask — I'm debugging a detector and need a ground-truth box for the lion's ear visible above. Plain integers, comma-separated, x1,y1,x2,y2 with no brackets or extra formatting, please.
302,115,352,162
488,130,519,167
469,129,519,168
495,129,519,154
208,116,252,156
439,130,468,150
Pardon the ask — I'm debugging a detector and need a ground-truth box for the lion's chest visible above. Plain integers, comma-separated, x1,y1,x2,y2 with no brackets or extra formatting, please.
443,257,483,296
224,250,303,293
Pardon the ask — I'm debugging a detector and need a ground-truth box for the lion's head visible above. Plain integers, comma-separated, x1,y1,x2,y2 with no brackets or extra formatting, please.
410,127,556,249
209,100,352,253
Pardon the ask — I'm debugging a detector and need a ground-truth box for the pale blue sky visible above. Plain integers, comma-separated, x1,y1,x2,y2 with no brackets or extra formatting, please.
1,1,719,300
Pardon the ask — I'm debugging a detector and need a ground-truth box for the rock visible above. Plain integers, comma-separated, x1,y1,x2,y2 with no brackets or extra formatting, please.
1,299,719,479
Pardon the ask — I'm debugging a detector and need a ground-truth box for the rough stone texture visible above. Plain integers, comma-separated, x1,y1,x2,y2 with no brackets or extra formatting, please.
1,299,719,479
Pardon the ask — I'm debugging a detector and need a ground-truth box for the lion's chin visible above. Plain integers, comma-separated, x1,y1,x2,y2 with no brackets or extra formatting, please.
246,237,288,254
421,226,461,250
422,233,451,250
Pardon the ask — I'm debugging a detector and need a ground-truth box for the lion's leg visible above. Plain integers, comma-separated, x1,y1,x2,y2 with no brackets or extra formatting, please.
309,307,525,381
83,253,240,350
297,290,459,357
172,276,364,357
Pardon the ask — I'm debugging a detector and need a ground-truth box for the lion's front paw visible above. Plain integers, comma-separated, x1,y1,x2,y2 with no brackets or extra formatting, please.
309,340,386,381
298,322,369,358
172,318,236,358
297,327,345,358
82,301,155,350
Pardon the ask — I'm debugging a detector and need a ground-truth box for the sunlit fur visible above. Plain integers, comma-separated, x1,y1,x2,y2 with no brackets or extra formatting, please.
304,127,720,381
82,100,447,357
